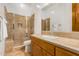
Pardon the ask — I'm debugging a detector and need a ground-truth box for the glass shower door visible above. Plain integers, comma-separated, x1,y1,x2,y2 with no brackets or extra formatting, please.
0,20,1,42
0,17,3,55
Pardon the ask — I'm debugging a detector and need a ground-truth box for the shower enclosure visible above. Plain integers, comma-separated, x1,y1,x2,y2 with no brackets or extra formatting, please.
6,13,26,47
6,12,34,47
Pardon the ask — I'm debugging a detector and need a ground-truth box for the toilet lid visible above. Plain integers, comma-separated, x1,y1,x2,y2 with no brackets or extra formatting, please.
24,40,31,45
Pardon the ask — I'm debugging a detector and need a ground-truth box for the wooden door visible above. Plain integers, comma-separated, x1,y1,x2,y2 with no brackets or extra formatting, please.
72,3,79,31
14,14,26,46
75,4,79,31
72,3,76,31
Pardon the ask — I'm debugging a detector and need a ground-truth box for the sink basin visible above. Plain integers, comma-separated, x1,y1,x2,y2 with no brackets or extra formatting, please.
41,35,58,40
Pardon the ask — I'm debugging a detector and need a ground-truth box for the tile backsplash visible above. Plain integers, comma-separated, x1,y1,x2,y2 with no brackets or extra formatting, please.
42,31,79,39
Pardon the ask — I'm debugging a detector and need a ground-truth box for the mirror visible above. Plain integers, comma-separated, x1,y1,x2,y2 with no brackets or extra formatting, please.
41,3,77,32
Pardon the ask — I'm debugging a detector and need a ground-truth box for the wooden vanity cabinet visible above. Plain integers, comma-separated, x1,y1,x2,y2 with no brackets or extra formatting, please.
31,36,79,56
32,42,52,56
31,36,55,56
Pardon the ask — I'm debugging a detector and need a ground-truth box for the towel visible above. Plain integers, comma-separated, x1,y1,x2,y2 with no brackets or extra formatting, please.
0,17,8,56
0,17,8,41
2,18,8,40
0,19,1,41
0,17,2,41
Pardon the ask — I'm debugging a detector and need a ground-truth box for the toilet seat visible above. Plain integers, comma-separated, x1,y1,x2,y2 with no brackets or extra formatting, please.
24,40,31,46
24,40,31,52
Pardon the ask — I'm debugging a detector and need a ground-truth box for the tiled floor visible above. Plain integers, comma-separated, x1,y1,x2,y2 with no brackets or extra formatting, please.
5,47,30,56
5,39,31,56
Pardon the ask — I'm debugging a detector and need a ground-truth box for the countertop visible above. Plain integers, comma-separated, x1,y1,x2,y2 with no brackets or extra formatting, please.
31,34,79,55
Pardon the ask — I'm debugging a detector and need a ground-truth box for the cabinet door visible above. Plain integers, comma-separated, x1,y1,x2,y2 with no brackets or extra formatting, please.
56,47,76,56
32,43,43,56
31,36,55,56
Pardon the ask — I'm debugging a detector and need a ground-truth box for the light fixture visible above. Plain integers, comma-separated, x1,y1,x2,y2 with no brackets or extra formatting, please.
43,3,49,6
20,4,25,8
36,3,49,9
51,11,55,14
36,5,41,8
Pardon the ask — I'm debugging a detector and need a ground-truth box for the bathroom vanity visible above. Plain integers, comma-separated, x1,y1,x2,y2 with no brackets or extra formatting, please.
31,35,79,56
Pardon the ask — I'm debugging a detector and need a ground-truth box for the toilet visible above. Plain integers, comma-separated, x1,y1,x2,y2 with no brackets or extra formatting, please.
24,40,31,52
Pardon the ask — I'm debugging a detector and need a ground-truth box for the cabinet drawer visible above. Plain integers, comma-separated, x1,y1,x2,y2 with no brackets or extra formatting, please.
31,36,55,55
56,47,77,56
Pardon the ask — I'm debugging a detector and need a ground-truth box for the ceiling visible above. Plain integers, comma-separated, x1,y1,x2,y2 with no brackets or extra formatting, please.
26,3,50,9
5,3,55,11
